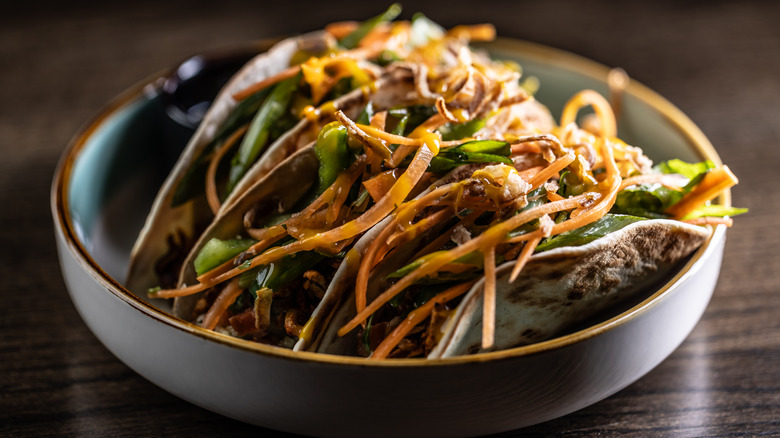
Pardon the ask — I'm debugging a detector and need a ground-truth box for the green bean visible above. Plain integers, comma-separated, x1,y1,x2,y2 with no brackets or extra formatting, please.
227,73,300,192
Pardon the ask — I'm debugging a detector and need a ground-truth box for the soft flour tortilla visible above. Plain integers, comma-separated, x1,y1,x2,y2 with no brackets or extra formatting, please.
173,146,346,352
126,32,331,294
428,219,711,358
316,218,710,358
173,147,318,323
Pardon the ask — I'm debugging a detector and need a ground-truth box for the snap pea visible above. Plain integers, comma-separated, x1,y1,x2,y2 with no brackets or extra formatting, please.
427,140,512,174
314,122,351,193
227,73,301,192
439,118,486,141
193,237,257,277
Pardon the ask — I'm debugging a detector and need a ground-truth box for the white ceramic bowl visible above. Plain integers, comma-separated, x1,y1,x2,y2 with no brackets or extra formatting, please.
52,38,729,437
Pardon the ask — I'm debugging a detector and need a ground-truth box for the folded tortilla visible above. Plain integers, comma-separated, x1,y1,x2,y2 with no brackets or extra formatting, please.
317,218,710,358
428,219,710,358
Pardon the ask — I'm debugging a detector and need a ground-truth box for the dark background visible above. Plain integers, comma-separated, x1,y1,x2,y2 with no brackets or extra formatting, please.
2,0,779,436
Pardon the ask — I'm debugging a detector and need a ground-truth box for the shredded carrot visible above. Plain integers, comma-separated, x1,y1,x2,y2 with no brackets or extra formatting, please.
285,157,366,235
666,165,738,219
386,207,452,249
528,152,576,189
356,120,454,148
355,217,400,316
394,183,456,225
447,24,496,42
325,162,367,225
508,214,553,281
194,138,438,288
201,279,243,330
370,111,387,130
362,169,402,202
205,124,249,215
337,192,590,336
155,117,443,300
560,90,617,138
370,281,476,359
390,143,418,166
481,246,497,349
547,141,621,236
338,139,622,339
546,190,565,202
335,111,394,161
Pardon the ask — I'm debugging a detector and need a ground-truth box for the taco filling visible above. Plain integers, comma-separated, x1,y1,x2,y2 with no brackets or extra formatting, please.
145,9,743,356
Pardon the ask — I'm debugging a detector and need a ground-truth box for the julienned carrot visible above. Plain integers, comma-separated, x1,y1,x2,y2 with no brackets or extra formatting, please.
508,214,553,281
386,207,452,248
528,152,576,189
355,217,399,316
151,114,441,300
666,165,738,219
394,183,456,226
362,169,401,202
370,281,476,359
338,138,621,338
370,111,387,130
560,89,617,138
508,236,542,282
546,190,565,202
201,279,243,330
447,24,496,42
356,121,462,149
325,162,367,226
337,192,590,336
206,124,249,215
291,158,366,230
481,246,497,349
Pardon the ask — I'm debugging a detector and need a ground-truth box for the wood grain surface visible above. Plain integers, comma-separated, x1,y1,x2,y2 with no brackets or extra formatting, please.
2,1,778,436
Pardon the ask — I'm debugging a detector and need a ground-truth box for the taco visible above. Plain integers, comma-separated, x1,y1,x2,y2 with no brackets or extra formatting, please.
126,5,416,294
145,12,741,357
314,90,742,359
146,16,557,351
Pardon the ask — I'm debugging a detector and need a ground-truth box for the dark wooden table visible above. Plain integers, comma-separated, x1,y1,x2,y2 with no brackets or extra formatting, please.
2,1,778,436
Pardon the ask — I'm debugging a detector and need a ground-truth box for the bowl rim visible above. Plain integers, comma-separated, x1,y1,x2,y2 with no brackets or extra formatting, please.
51,36,729,368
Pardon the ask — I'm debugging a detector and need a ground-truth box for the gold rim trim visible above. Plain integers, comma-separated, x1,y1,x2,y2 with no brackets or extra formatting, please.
52,38,729,368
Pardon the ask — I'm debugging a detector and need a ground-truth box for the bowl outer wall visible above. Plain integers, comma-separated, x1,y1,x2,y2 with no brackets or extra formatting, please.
54,220,724,437
51,38,729,437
